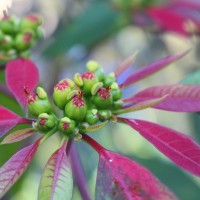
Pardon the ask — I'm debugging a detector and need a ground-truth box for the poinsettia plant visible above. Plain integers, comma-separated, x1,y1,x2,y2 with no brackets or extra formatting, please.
1,50,200,199
112,0,200,36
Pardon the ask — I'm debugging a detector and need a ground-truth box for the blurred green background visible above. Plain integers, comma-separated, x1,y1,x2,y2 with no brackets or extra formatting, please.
0,0,200,199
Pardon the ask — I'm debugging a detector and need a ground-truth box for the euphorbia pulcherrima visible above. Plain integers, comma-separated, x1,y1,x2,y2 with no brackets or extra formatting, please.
113,0,200,36
1,51,200,200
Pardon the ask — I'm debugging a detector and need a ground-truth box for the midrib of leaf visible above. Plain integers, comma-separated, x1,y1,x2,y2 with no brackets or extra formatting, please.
0,142,38,196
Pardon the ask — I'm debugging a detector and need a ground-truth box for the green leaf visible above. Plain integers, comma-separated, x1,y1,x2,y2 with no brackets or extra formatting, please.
38,140,73,200
1,128,35,144
44,2,125,57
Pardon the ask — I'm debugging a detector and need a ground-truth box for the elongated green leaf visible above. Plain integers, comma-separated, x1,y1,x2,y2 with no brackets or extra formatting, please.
114,95,168,114
85,121,108,132
38,141,73,200
0,139,41,198
44,2,123,57
1,128,35,144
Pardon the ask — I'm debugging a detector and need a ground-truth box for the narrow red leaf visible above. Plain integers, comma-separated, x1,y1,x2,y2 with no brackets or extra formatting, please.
114,51,138,78
96,151,178,200
0,106,32,138
82,135,178,200
124,84,200,112
0,138,41,198
147,7,189,36
1,128,35,144
119,51,189,88
6,58,39,112
119,118,200,177
114,95,168,114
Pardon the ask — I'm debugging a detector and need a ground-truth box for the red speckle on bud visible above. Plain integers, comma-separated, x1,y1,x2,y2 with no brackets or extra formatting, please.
39,119,46,126
55,80,69,91
23,33,32,43
63,123,69,130
98,86,111,99
27,93,37,104
82,71,95,80
26,14,40,23
73,91,85,107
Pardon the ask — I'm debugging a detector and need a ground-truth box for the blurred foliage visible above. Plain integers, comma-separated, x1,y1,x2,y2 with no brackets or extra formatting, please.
44,1,128,58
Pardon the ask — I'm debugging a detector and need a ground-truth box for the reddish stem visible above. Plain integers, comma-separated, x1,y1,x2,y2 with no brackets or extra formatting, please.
18,118,34,124
82,134,105,155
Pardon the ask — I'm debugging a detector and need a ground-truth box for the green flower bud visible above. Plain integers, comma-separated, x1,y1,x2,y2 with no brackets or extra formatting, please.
1,35,13,50
65,91,87,121
85,109,99,125
35,27,44,40
0,31,4,42
98,110,112,121
74,73,83,87
37,113,57,133
91,82,103,96
78,122,89,132
36,87,48,100
86,60,105,81
81,71,99,95
27,93,51,116
58,117,76,136
14,32,33,51
20,14,43,30
92,86,113,109
112,100,123,109
110,82,122,101
53,79,74,109
104,72,116,86
0,16,17,34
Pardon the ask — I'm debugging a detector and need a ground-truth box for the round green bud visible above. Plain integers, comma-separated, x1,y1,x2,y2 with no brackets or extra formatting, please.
112,100,123,109
27,93,52,116
35,27,44,40
53,79,74,109
92,86,113,109
65,91,87,121
74,73,83,87
81,71,99,95
98,110,112,121
85,109,99,125
14,32,33,51
0,31,4,42
0,16,17,34
37,113,57,133
86,60,105,81
20,14,43,30
58,117,76,136
36,87,48,100
104,72,116,87
1,35,13,50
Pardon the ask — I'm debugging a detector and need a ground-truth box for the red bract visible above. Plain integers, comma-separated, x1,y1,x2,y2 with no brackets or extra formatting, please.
146,0,200,36
6,58,39,113
118,118,200,177
83,134,178,200
124,84,200,112
0,106,32,137
0,138,41,198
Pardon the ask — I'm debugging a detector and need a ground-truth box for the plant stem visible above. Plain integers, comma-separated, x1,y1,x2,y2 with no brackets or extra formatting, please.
70,142,91,200
82,134,105,155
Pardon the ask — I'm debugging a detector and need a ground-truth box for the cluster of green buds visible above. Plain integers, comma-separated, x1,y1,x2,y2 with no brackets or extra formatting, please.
0,14,43,62
28,61,123,140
